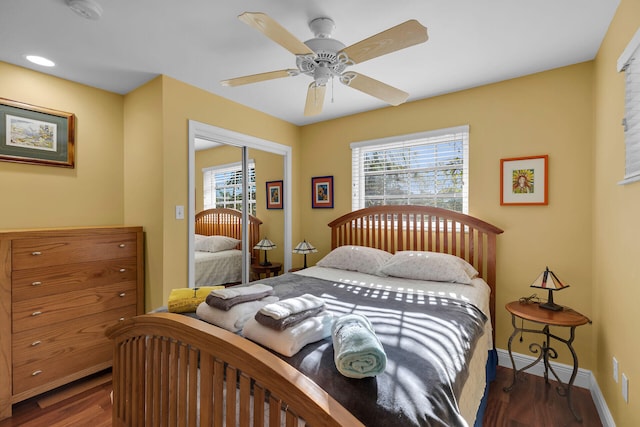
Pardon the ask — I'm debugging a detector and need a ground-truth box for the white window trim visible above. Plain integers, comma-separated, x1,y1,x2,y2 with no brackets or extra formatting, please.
617,27,640,185
351,125,469,213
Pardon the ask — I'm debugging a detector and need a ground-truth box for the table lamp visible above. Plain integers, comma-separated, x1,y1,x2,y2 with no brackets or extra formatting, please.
530,266,569,311
292,240,317,268
254,237,276,266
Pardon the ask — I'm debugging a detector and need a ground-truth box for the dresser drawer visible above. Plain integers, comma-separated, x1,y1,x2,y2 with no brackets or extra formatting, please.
12,305,136,369
12,340,114,395
12,233,137,270
12,258,137,302
12,281,137,333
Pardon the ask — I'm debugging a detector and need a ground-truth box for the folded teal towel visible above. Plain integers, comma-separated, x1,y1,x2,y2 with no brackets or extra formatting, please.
331,313,387,379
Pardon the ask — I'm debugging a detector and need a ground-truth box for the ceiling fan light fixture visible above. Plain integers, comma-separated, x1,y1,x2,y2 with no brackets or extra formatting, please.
313,66,333,86
66,0,103,20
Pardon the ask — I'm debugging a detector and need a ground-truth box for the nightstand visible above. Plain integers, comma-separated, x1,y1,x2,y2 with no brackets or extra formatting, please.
503,300,591,421
251,262,282,280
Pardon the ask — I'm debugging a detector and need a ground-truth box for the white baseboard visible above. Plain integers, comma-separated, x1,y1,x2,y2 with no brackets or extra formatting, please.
496,348,615,427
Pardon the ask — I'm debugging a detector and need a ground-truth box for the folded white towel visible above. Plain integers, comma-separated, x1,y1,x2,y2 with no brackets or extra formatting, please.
196,296,278,332
209,283,273,300
258,294,325,320
242,312,334,357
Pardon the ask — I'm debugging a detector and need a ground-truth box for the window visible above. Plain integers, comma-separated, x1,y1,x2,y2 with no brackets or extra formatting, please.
618,28,640,185
351,125,469,213
203,161,256,215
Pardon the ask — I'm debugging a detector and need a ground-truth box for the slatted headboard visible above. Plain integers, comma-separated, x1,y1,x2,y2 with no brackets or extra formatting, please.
328,205,504,341
194,208,263,262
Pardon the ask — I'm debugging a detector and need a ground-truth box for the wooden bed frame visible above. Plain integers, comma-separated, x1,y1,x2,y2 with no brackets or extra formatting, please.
329,205,504,342
194,207,263,263
107,206,503,427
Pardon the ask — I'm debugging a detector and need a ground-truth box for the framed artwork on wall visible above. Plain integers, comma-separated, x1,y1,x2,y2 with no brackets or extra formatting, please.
312,175,333,208
266,180,283,209
0,97,75,168
500,155,548,205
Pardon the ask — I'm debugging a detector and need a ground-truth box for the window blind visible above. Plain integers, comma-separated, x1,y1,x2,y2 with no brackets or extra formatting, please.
351,125,469,213
203,160,256,214
618,28,640,185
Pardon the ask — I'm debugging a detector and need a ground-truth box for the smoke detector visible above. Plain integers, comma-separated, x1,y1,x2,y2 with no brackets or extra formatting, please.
66,0,103,20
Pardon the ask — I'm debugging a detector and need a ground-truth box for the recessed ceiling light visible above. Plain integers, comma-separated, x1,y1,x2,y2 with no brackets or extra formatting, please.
26,55,55,67
66,0,103,20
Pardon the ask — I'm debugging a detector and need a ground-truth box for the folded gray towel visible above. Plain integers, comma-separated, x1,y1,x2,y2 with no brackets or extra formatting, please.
206,285,273,311
255,306,325,331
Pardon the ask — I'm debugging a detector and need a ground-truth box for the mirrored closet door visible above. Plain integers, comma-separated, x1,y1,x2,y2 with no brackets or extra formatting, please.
188,120,292,288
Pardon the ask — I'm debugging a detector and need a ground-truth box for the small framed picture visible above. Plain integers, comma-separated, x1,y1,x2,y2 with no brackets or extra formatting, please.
0,97,75,168
500,155,548,205
266,180,283,209
312,176,333,208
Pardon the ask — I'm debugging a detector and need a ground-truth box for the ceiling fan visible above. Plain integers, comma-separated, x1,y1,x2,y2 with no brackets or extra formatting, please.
221,12,428,116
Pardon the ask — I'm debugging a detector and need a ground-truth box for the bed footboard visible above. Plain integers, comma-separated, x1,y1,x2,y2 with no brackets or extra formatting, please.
106,313,363,427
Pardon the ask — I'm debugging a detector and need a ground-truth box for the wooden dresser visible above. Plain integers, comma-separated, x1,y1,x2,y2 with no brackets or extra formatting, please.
0,226,144,420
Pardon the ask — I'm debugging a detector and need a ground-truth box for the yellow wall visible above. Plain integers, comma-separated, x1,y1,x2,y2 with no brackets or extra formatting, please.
0,62,125,229
123,77,164,310
126,76,298,310
593,0,640,424
299,62,596,369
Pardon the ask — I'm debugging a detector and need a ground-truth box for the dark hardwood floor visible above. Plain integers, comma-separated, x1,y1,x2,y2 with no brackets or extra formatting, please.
0,366,602,427
484,366,602,427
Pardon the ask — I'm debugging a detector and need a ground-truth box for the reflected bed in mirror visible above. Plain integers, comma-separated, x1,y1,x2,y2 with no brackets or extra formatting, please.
194,208,262,286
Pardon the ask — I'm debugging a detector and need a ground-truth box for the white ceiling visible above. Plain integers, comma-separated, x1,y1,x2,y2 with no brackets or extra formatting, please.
0,0,619,126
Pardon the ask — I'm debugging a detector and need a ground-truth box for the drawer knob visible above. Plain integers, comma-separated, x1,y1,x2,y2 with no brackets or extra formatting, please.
119,317,125,321
119,244,126,248
119,292,126,297
31,340,41,347
31,281,42,286
119,268,126,273
31,251,42,256
32,370,42,376
31,311,43,317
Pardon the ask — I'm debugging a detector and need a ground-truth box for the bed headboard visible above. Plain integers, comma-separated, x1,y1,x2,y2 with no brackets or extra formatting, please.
195,208,263,262
328,205,503,340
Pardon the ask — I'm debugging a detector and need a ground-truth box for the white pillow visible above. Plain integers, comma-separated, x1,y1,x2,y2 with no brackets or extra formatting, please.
378,251,478,284
195,234,207,242
194,235,240,253
316,245,392,276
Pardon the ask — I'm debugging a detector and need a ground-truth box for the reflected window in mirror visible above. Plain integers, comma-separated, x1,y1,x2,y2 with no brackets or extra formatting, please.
203,161,257,216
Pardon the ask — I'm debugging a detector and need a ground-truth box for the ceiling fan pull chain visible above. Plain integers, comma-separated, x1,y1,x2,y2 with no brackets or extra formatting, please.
331,76,335,103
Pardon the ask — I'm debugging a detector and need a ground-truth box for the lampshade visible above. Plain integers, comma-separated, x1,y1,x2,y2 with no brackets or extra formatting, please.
254,238,276,251
292,240,317,268
530,266,569,311
293,240,317,254
254,238,276,266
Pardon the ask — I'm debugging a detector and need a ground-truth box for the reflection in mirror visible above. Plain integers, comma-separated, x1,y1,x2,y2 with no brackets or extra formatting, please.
188,120,292,289
249,147,284,273
193,143,247,287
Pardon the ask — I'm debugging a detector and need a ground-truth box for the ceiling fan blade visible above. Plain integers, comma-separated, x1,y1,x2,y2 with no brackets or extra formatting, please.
238,12,315,56
341,19,428,64
343,72,408,106
220,69,297,87
304,83,326,116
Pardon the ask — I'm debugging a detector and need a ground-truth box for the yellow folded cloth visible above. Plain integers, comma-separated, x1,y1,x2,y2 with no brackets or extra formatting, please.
168,286,225,313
